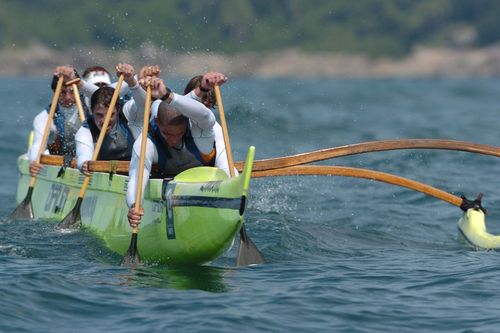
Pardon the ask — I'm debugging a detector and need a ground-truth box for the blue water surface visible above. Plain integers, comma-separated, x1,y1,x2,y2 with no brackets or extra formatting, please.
1,76,500,332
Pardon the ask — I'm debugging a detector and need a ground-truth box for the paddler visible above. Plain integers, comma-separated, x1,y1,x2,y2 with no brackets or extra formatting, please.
75,63,150,175
149,71,236,176
140,66,236,177
182,73,237,177
126,73,228,228
28,66,89,177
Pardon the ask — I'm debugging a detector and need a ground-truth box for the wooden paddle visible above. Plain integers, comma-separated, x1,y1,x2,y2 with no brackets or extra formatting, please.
122,84,152,266
9,76,65,220
214,84,265,266
234,139,500,172
251,165,464,207
57,75,124,229
66,78,86,121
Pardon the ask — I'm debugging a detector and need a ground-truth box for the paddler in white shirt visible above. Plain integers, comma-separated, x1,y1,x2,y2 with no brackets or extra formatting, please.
182,74,237,177
148,71,236,177
28,67,89,177
126,73,228,228
75,63,149,175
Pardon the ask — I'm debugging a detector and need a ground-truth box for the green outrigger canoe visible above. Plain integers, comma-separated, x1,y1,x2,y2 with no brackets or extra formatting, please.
15,146,256,265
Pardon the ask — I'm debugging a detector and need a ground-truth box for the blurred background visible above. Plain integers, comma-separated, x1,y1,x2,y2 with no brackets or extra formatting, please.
1,0,500,78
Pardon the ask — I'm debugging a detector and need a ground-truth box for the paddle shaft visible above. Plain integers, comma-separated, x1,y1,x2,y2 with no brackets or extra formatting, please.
133,85,152,234
121,84,151,265
72,84,85,122
214,83,265,266
235,139,500,172
76,75,124,198
214,84,235,177
29,76,64,187
252,165,463,207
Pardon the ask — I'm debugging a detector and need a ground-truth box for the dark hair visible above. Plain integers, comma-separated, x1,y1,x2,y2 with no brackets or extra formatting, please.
184,75,202,95
50,68,80,91
90,86,122,112
183,75,216,108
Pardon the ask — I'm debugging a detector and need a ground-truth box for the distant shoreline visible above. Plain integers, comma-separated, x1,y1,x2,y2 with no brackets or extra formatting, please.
1,43,500,78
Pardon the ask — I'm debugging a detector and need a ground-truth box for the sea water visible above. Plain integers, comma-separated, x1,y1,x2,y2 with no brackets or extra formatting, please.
1,76,500,332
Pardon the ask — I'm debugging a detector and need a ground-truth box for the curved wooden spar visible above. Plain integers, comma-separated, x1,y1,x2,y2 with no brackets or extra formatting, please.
253,165,500,251
40,138,500,176
252,165,463,207
40,155,464,206
235,139,500,172
40,155,147,174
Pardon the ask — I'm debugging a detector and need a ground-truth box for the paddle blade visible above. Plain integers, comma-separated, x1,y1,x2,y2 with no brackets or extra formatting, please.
121,233,141,267
236,224,265,266
9,186,34,220
57,197,83,229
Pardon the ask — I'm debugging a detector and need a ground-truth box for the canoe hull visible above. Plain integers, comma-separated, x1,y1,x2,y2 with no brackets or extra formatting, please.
15,147,255,264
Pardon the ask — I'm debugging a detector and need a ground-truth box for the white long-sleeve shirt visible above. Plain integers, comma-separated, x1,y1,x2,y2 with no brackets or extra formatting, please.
213,121,235,177
126,92,216,207
75,82,146,169
150,90,235,177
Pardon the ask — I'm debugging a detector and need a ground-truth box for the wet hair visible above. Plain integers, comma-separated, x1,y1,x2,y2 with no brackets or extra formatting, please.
50,68,80,91
183,75,216,108
90,86,122,112
157,101,188,126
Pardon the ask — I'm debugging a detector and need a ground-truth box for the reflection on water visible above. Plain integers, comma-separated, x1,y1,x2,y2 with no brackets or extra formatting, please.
118,264,230,292
2,217,230,292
